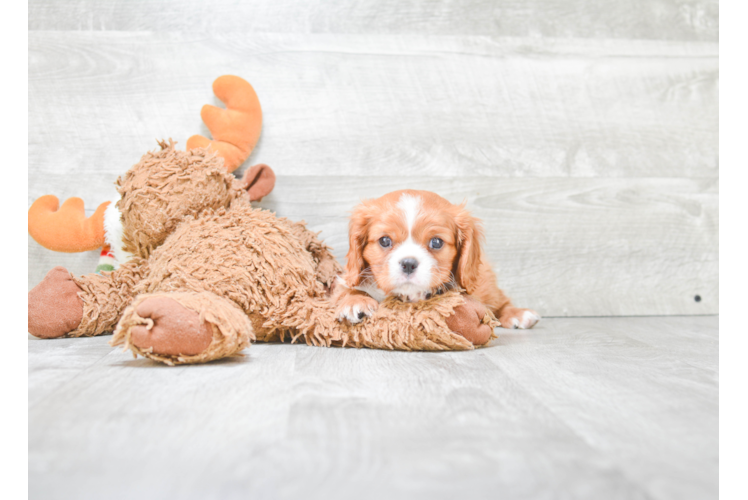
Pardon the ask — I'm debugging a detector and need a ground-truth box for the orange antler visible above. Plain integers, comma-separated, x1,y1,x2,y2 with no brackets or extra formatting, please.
28,195,109,252
187,75,263,173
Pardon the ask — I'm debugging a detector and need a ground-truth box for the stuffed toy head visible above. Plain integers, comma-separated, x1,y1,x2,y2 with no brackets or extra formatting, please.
111,140,275,261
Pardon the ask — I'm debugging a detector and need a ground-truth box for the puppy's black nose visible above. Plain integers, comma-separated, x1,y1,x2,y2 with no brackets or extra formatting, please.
400,258,419,275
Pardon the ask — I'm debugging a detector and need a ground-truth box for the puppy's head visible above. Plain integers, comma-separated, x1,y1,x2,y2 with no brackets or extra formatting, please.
343,190,483,302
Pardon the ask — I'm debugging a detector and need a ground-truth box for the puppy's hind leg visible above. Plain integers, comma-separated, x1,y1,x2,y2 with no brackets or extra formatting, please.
472,271,540,330
497,306,541,330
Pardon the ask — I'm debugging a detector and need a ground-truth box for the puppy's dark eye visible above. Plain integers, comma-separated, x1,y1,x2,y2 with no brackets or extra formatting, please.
429,237,444,250
379,236,392,248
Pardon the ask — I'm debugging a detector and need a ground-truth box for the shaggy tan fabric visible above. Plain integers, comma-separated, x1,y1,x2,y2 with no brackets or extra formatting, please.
286,220,342,289
69,258,148,337
132,203,328,329
117,140,243,259
290,291,496,352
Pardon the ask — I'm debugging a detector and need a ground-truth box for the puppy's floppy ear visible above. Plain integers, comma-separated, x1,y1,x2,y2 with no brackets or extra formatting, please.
453,203,484,294
343,203,372,287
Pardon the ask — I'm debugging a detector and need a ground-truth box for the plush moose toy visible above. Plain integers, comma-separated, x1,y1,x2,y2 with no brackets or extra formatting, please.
27,76,498,365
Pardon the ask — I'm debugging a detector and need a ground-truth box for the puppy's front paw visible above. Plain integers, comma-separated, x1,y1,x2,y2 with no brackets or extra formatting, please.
498,307,540,330
336,294,379,324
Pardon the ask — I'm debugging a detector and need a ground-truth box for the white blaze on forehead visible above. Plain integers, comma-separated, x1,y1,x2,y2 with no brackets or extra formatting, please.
396,194,422,236
388,193,436,300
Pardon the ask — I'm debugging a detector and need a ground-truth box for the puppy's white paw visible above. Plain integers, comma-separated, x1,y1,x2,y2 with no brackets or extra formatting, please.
499,308,541,330
338,304,376,324
335,294,379,324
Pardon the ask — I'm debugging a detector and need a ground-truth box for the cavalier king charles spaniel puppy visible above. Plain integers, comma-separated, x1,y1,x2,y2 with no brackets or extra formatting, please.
332,189,540,330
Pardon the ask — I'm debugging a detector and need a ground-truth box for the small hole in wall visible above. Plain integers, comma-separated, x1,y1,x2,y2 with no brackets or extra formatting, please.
694,295,702,302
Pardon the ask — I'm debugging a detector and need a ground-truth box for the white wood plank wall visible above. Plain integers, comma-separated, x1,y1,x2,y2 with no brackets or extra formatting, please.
28,1,719,317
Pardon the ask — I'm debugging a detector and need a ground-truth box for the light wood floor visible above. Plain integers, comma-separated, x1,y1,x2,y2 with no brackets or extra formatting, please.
29,316,718,500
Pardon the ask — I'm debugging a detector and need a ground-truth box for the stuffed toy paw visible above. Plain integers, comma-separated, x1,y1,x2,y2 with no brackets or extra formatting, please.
445,295,497,346
28,267,84,339
128,296,215,356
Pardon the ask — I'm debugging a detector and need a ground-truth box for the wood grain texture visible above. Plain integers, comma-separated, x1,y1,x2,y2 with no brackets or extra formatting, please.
28,0,719,42
28,316,718,500
28,33,718,180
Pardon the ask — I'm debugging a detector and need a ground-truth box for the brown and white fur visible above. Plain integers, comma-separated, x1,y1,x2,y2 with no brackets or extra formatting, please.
333,190,540,330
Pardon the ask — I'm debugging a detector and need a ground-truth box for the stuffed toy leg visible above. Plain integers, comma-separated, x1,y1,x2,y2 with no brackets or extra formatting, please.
30,260,496,366
110,290,496,366
28,260,146,338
